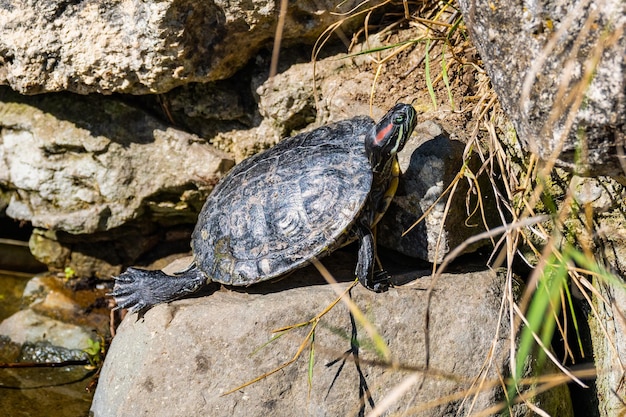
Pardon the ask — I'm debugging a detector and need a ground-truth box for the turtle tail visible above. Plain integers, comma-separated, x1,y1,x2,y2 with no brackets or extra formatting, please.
111,265,207,314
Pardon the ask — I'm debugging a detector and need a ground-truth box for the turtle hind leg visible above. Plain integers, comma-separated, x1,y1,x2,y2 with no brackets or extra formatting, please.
111,265,207,314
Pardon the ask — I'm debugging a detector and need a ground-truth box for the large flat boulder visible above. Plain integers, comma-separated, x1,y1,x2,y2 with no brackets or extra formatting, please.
92,263,572,416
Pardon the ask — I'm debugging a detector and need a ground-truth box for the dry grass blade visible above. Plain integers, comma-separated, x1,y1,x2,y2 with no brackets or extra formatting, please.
268,0,289,80
220,323,317,396
311,259,392,361
365,373,421,417
271,281,355,334
221,281,355,396
371,367,597,417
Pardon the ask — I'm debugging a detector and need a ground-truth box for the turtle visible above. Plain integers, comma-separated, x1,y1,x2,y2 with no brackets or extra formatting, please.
112,103,417,313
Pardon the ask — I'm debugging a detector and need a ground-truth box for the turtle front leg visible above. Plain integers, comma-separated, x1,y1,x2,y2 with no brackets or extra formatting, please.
354,223,389,292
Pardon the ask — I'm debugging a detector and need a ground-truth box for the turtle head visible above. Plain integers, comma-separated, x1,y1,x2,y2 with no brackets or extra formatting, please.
367,103,417,173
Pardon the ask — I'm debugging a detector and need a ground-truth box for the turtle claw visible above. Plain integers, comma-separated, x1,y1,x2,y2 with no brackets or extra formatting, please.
370,270,391,292
110,268,162,313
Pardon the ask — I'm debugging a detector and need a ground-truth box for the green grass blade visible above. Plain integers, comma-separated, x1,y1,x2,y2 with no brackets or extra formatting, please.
562,273,585,357
441,45,455,110
425,39,437,109
308,330,315,393
338,39,423,59
250,330,290,356
447,13,465,40
347,299,390,360
568,246,625,287
511,250,568,403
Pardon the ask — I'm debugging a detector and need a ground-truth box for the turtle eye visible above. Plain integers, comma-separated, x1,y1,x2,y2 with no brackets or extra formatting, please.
394,114,405,124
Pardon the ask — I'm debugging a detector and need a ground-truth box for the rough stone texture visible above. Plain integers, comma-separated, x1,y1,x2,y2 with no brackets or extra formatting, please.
457,0,626,177
590,278,626,417
0,273,109,352
379,121,500,263
92,263,572,417
0,0,383,95
570,176,626,275
0,273,110,352
215,60,320,163
0,309,93,351
573,175,626,417
0,87,233,235
210,53,377,163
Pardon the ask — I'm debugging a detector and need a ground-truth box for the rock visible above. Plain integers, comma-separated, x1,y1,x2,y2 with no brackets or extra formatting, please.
92,263,571,416
256,63,317,136
216,61,319,163
457,0,626,177
0,309,94,351
0,272,109,378
166,82,249,123
0,0,385,94
22,274,110,331
378,121,500,263
0,87,234,274
0,272,109,416
569,176,626,273
570,175,626,417
0,87,234,235
590,278,626,417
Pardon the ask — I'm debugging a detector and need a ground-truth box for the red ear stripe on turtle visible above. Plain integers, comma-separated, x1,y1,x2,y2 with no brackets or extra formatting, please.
374,122,393,145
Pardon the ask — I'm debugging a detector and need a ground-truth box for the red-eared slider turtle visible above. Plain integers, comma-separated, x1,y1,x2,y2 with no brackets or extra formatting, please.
112,103,417,313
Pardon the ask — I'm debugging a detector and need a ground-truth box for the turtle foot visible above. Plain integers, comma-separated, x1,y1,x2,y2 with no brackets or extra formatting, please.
111,266,206,314
369,270,391,293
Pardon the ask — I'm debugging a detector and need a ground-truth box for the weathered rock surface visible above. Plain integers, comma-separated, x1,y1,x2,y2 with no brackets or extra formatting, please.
450,7,626,412
591,278,626,417
92,263,572,417
0,87,233,235
213,60,320,163
0,273,105,415
457,0,626,177
0,0,383,95
0,273,109,357
0,309,93,352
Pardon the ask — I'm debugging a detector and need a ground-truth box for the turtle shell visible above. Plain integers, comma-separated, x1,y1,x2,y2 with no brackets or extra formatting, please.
191,116,375,286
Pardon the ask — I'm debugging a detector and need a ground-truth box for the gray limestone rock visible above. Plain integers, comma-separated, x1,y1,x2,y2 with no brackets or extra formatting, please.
0,88,233,235
590,277,626,417
92,264,572,417
0,0,384,94
457,0,625,177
